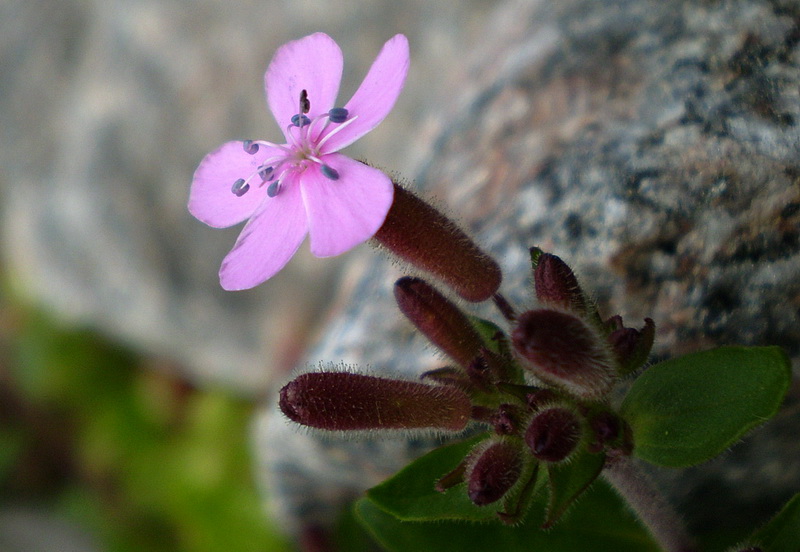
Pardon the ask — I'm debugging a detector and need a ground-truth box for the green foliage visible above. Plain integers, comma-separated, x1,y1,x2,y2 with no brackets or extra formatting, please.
361,433,657,551
358,478,658,552
742,493,800,552
0,304,290,552
543,449,605,528
621,346,791,468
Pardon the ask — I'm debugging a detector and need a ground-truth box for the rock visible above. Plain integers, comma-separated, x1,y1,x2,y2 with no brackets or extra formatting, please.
256,0,800,540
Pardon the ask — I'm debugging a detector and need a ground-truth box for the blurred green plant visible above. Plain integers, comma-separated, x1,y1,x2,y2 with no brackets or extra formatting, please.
0,292,291,552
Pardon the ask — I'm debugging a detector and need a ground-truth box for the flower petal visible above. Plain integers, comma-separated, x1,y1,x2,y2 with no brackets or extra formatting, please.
266,33,343,134
219,172,308,290
301,154,394,257
189,141,285,228
320,34,409,153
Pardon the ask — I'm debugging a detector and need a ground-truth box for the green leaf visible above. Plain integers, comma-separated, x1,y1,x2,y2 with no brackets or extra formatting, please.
621,346,790,467
544,451,605,528
743,493,800,552
357,478,658,552
468,316,506,354
366,433,499,521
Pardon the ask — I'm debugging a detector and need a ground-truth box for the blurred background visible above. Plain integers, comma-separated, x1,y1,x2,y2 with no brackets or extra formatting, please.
0,0,496,549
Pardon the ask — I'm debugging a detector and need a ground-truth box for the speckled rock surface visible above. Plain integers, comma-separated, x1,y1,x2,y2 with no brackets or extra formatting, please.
0,0,494,393
257,0,800,540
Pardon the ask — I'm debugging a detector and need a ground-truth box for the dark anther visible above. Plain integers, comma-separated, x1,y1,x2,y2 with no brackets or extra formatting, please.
242,140,259,154
258,166,274,181
291,114,311,127
299,89,310,114
328,107,349,123
231,178,250,197
267,181,280,197
321,165,339,180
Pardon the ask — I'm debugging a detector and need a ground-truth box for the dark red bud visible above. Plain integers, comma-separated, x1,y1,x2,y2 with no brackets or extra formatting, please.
532,250,587,314
511,309,616,399
375,182,502,302
525,407,582,462
279,372,472,432
467,440,524,506
490,404,523,435
608,318,655,375
395,277,483,367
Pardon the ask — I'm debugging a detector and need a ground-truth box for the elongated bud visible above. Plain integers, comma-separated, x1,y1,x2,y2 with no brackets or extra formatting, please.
375,182,502,302
532,249,588,314
525,407,582,462
511,309,617,399
467,440,524,506
607,317,655,375
394,277,483,367
279,372,472,432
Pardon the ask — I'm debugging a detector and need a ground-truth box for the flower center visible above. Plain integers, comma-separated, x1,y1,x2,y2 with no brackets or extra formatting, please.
230,90,357,198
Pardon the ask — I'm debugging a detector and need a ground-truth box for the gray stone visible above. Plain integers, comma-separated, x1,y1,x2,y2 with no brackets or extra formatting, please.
0,507,100,552
257,0,800,540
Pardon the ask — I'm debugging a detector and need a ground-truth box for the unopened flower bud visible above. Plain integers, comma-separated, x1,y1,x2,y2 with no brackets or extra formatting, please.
395,277,483,367
279,372,472,432
525,407,582,462
511,309,616,399
467,440,524,506
607,317,655,375
375,182,502,302
586,410,631,455
532,249,588,315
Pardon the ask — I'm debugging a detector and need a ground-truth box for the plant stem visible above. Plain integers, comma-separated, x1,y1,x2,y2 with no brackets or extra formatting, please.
602,456,698,552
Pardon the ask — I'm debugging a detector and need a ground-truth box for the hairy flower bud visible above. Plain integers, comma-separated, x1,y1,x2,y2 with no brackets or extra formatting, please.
587,410,633,456
511,309,617,399
279,372,472,432
395,277,483,367
467,440,524,506
375,182,502,302
532,249,588,314
606,316,655,375
525,407,582,462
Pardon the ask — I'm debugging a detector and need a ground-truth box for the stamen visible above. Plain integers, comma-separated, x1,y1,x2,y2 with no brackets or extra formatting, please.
231,178,250,197
267,181,280,197
299,89,311,114
321,165,339,180
242,140,259,154
315,115,359,150
291,114,311,127
258,166,274,181
328,107,349,123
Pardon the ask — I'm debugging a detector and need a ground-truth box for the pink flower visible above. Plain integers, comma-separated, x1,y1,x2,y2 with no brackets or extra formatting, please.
189,33,409,290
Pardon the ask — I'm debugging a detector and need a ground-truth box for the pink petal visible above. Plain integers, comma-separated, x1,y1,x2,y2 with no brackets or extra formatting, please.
189,141,285,228
219,172,308,290
320,34,409,153
266,33,343,134
301,154,394,257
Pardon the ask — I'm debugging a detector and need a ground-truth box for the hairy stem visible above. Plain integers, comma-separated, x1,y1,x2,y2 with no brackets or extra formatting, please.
602,457,697,552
